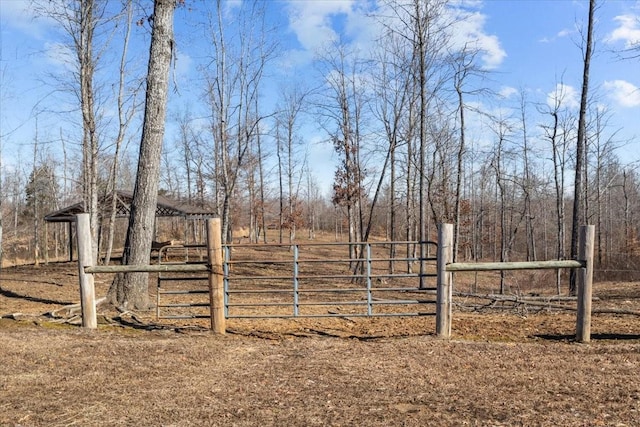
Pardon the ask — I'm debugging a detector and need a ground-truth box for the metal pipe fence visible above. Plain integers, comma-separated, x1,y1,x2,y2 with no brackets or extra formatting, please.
155,240,438,320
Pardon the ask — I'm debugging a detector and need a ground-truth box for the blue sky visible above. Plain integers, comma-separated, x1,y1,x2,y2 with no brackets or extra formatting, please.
1,0,639,194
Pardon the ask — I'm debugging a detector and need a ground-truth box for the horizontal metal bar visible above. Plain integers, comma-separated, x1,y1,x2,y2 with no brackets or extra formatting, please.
226,256,438,266
297,274,368,280
368,273,437,279
157,290,209,295
226,302,294,308
369,257,438,262
227,274,368,280
371,299,436,305
86,264,209,273
227,258,355,265
226,259,292,265
372,287,437,292
227,275,294,281
291,301,367,307
157,276,208,282
225,289,296,294
296,257,430,264
224,240,437,249
158,303,210,308
158,261,208,265
158,315,211,319
226,288,364,294
226,312,436,319
446,260,585,272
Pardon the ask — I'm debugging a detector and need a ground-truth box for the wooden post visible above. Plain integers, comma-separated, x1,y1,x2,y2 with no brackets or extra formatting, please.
576,225,595,343
207,218,225,334
436,223,453,338
75,213,97,329
44,221,49,265
68,222,74,262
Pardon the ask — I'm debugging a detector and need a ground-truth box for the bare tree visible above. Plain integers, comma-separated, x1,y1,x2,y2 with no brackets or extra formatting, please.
570,0,596,294
203,0,274,244
488,116,527,293
108,0,175,310
370,24,413,271
274,86,308,243
540,82,575,292
450,44,485,261
32,0,113,261
316,42,367,262
516,89,537,262
380,0,451,285
103,0,139,265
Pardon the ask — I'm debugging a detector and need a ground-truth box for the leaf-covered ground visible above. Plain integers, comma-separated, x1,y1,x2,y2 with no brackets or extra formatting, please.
1,262,640,426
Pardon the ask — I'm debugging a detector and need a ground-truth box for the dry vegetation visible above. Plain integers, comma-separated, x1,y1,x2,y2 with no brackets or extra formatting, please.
2,255,640,426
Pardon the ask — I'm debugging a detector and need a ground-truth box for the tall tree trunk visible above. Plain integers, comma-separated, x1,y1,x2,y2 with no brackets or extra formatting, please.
104,0,135,266
570,0,595,295
108,0,175,310
76,0,101,263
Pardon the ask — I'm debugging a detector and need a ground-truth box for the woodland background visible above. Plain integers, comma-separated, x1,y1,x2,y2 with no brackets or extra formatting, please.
1,0,639,291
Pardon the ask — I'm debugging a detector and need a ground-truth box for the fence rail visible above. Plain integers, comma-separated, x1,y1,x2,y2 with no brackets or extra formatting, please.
436,223,595,342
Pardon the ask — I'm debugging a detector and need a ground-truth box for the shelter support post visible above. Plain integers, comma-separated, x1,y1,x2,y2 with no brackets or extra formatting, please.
68,222,73,262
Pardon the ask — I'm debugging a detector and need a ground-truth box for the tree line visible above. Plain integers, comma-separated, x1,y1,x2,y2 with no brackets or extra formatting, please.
1,0,639,308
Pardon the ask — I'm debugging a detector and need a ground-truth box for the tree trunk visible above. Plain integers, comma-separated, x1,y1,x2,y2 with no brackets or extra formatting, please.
108,0,175,310
570,0,595,295
104,0,135,266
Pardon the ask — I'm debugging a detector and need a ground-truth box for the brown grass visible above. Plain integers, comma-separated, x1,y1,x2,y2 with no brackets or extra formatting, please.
2,261,640,426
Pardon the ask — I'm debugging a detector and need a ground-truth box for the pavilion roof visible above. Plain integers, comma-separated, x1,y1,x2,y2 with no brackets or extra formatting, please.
44,190,216,223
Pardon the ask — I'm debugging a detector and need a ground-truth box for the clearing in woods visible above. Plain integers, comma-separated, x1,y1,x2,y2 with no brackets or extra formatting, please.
1,253,640,426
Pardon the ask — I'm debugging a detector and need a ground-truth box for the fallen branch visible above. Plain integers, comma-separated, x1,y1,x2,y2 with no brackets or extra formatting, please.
593,307,640,316
48,297,107,318
454,291,586,302
453,292,640,316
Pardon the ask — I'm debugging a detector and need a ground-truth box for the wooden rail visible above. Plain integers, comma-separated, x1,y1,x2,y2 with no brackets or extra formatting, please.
436,224,595,343
446,260,584,272
86,264,209,273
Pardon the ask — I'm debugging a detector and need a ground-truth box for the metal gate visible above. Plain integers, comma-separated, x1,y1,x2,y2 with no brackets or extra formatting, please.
156,241,438,321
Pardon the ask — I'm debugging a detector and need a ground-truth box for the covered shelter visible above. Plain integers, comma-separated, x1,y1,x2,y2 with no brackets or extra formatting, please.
45,190,217,261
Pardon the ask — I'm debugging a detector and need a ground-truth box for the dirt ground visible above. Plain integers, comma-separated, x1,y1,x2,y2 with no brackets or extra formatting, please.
1,261,640,426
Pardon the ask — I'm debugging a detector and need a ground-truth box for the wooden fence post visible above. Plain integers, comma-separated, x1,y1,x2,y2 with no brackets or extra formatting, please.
436,223,453,338
76,213,97,329
207,218,225,334
576,225,595,343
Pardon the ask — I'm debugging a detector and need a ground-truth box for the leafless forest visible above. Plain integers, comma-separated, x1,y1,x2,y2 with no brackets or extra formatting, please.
1,0,639,291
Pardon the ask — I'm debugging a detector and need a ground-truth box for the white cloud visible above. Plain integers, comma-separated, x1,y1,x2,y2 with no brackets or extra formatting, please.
498,86,518,99
606,14,640,48
286,1,506,70
604,80,640,108
539,27,575,43
449,10,506,69
174,50,192,80
0,0,57,38
557,28,573,38
547,83,580,110
223,0,243,18
44,41,75,71
285,0,355,52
